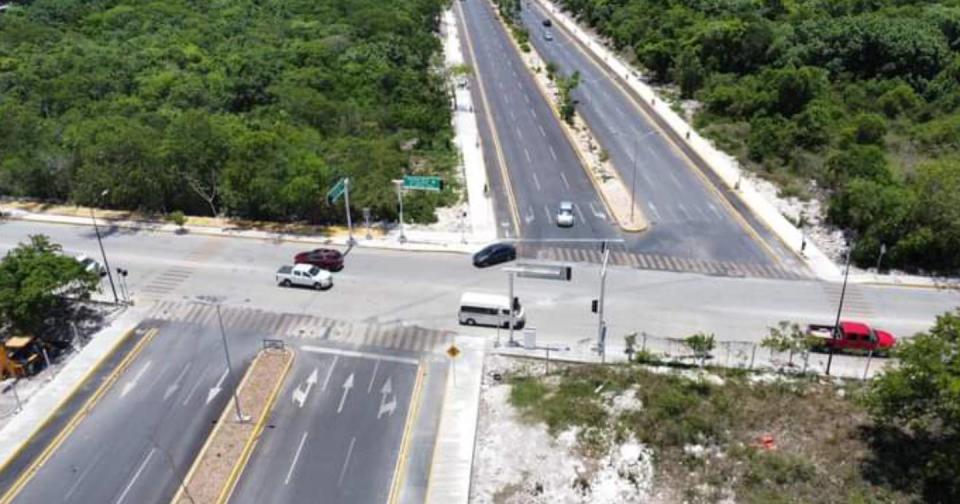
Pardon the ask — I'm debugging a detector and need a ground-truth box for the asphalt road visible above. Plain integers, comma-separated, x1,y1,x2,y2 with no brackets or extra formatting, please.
1,220,955,349
231,347,422,503
9,318,259,504
456,0,619,244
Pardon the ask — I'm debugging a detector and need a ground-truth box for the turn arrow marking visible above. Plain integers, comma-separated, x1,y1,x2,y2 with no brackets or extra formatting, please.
378,377,397,419
292,368,319,408
206,368,229,405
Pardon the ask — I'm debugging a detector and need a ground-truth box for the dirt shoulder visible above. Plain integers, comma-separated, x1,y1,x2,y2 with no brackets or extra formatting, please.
172,347,294,504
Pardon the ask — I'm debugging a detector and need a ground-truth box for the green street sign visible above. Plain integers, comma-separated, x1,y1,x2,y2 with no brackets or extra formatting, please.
403,175,444,192
326,178,346,204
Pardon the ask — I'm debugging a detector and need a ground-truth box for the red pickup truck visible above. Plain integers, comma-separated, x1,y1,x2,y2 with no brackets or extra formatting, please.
807,321,897,354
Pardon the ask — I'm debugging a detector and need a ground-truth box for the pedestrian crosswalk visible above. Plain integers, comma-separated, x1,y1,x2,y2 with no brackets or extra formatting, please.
140,239,223,296
525,246,811,280
145,301,455,354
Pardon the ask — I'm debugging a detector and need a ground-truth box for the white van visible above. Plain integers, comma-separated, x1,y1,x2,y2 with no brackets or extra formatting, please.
459,292,525,329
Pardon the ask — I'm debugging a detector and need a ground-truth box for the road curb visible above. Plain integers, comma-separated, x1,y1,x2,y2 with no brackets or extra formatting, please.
486,0,648,234
388,361,427,504
0,327,157,504
171,347,295,504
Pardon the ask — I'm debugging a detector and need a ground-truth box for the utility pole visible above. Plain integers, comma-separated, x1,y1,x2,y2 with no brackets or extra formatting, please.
508,271,516,346
876,243,886,272
344,178,355,245
826,246,852,376
393,180,407,244
90,189,119,305
597,243,610,362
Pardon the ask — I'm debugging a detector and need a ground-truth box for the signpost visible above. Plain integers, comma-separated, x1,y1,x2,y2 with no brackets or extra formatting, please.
502,262,573,346
447,344,461,385
362,207,372,240
327,178,355,245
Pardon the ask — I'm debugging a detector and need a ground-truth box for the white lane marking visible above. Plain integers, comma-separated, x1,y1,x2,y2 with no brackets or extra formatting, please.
367,359,381,394
543,204,552,222
588,202,607,220
497,81,503,90
64,448,105,502
322,355,340,391
503,93,510,104
115,448,155,504
516,81,522,90
301,346,419,365
284,431,309,485
538,125,546,137
120,361,152,399
531,109,538,119
182,370,204,406
707,202,723,220
509,109,515,120
515,126,523,141
676,203,690,220
549,145,558,160
648,202,662,220
524,148,533,164
531,171,541,190
337,437,357,487
163,362,192,401
574,204,585,222
524,94,531,104
559,171,570,190
524,205,535,224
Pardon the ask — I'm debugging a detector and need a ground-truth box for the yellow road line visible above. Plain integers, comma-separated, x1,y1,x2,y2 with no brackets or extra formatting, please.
0,327,159,504
217,349,295,504
388,361,427,504
535,0,789,264
455,0,522,237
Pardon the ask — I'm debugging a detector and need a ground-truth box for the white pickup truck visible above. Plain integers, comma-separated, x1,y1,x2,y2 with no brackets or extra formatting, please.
276,264,333,290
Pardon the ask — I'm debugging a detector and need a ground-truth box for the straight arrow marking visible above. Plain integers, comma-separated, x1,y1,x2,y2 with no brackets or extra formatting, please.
120,360,152,398
292,368,319,408
337,373,354,414
206,368,229,405
378,377,397,419
163,362,192,401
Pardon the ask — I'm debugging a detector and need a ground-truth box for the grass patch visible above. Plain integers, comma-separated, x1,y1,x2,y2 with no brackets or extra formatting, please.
504,362,916,503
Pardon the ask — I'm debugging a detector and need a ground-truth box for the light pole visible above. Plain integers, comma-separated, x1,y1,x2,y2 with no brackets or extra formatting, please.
876,243,886,273
826,245,853,376
393,179,407,243
620,130,657,223
196,296,246,423
597,244,610,362
91,189,119,305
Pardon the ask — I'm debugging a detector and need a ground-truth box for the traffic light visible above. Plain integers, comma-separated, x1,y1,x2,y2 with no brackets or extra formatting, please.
513,296,520,311
564,266,572,281
591,299,598,313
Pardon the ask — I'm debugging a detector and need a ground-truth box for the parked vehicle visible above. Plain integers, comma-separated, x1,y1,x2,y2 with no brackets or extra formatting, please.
472,242,517,268
75,255,107,277
556,201,574,227
276,264,333,290
807,321,896,354
294,248,344,271
543,30,553,41
458,292,525,329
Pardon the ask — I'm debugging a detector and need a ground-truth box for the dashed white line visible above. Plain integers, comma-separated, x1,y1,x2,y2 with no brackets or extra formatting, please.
338,437,357,487
647,202,662,220
115,448,155,504
509,109,515,120
367,359,380,393
531,171,541,190
284,431,309,485
560,171,570,190
515,126,523,141
538,125,546,137
543,204,552,222
524,94,531,104
549,145,558,160
574,203,585,222
530,109,538,119
322,355,339,391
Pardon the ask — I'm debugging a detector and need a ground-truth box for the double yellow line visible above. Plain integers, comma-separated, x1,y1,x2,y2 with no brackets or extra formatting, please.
387,361,426,504
0,327,159,504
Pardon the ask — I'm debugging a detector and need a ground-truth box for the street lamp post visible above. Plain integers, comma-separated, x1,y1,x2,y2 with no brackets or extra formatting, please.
393,179,407,243
623,130,657,223
196,296,246,423
91,190,119,305
826,246,853,376
876,243,887,273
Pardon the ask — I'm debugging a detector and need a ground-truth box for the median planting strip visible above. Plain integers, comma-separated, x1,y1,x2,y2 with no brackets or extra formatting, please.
172,347,294,504
487,1,648,233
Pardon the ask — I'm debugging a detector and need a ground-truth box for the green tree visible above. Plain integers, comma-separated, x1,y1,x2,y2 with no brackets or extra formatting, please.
0,235,98,336
557,71,581,125
866,309,960,500
684,332,715,369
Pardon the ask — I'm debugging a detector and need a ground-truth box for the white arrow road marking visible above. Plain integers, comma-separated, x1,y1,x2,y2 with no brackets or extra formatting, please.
337,373,354,414
378,377,397,419
524,206,535,224
163,362,192,401
292,368,319,408
206,368,229,405
588,202,607,220
120,361,152,398
284,431,309,485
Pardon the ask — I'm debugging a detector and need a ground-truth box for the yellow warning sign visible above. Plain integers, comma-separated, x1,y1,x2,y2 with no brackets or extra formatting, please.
446,345,461,359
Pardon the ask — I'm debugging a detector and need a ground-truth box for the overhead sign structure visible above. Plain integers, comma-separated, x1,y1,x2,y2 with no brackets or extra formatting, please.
326,178,346,204
505,262,572,281
403,175,444,192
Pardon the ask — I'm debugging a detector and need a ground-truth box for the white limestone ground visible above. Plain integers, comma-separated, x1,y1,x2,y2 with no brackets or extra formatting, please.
471,355,659,504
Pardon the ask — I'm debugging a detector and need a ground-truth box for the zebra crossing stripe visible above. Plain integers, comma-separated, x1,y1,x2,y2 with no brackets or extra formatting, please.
635,254,649,268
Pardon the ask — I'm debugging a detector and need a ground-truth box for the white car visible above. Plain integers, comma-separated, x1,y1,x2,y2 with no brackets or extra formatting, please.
276,263,333,290
76,255,107,277
556,201,574,227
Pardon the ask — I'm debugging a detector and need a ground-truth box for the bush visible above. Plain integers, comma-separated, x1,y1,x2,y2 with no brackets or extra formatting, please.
853,113,888,145
167,210,187,229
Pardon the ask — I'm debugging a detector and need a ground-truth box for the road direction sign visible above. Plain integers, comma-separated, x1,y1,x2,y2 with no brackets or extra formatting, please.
446,344,461,359
327,178,346,204
403,175,444,192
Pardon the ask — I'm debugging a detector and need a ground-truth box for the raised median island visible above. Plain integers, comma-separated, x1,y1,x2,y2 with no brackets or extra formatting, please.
172,346,294,504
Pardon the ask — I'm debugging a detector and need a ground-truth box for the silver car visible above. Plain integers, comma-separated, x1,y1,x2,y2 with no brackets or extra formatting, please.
556,201,574,227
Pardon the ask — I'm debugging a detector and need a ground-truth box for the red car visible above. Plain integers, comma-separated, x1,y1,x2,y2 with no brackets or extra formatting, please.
807,321,896,354
294,248,344,272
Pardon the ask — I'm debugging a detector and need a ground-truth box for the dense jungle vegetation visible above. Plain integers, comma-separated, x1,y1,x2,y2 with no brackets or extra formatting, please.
556,0,960,273
0,0,456,223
